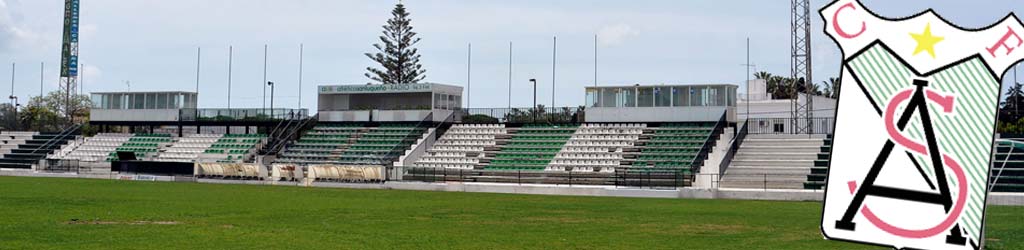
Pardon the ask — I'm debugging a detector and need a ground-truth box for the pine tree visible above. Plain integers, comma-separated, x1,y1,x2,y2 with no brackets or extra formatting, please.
365,2,426,84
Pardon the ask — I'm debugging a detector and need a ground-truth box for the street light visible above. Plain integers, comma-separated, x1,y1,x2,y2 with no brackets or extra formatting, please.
530,78,537,122
8,95,18,129
267,81,275,119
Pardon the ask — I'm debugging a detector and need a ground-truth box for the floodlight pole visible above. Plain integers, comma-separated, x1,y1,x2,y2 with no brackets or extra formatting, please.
263,44,268,115
40,62,44,98
228,46,233,110
196,47,201,94
268,81,275,119
8,96,17,129
530,78,537,122
552,36,556,109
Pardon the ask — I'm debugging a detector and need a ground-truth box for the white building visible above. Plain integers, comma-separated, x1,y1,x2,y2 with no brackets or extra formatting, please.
737,79,837,134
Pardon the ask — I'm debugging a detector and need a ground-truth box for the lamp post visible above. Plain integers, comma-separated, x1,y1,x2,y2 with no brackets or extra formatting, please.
267,81,275,119
8,95,18,129
530,78,537,122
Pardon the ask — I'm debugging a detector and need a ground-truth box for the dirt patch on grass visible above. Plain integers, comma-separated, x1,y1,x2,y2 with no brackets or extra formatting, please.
65,219,182,225
520,216,596,224
676,223,751,234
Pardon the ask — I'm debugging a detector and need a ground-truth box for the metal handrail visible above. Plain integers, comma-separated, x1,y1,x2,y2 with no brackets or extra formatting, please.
28,123,81,155
689,111,728,174
264,114,320,155
719,119,749,178
371,112,436,166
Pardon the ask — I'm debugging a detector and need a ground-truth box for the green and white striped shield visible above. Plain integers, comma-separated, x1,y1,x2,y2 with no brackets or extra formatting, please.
820,1,1024,249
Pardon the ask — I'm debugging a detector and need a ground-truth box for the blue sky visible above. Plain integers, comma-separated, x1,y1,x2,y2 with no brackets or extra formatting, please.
0,0,1021,110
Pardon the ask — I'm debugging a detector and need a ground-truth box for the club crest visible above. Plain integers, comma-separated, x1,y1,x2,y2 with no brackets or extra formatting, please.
820,1,1024,249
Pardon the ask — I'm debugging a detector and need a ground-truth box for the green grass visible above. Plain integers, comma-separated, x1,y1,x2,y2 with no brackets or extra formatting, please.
0,177,1020,250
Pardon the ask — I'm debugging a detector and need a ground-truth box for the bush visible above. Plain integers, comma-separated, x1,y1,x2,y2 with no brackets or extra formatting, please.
463,114,498,123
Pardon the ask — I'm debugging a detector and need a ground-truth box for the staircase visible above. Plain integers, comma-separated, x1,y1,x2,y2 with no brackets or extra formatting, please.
720,134,828,189
0,126,80,169
261,114,318,156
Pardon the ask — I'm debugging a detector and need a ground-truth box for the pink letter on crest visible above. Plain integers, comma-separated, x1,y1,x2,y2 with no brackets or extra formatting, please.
987,26,1023,57
833,3,866,39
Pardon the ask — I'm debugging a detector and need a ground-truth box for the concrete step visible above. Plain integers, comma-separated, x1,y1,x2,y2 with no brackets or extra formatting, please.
725,166,812,175
721,175,807,182
730,159,815,167
737,146,822,153
747,134,828,139
719,180,806,189
734,152,819,161
743,140,824,147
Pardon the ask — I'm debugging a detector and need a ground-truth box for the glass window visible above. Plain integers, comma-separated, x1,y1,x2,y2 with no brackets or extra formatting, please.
142,93,153,109
728,87,737,106
586,89,599,107
672,87,688,107
600,88,616,107
129,94,139,109
654,87,671,107
113,94,119,109
156,93,168,109
447,95,455,110
637,87,654,107
714,86,726,106
434,93,442,109
689,87,702,106
91,94,101,108
620,88,636,107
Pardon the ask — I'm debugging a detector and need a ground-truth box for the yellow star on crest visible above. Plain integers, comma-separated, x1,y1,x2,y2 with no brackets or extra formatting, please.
909,23,944,58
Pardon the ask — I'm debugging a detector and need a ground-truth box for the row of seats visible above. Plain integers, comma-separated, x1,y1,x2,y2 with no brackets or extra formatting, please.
57,133,133,162
484,125,574,171
275,123,426,166
544,124,640,172
203,134,267,163
414,124,506,169
630,124,715,169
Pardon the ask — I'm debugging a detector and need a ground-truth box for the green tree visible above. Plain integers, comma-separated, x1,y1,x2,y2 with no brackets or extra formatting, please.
365,2,426,84
1000,82,1024,125
821,77,840,99
0,103,19,130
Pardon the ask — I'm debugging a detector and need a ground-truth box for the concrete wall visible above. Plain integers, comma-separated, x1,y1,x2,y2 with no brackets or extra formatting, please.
587,106,734,123
738,95,837,120
373,110,431,122
318,94,351,110
91,109,180,122
319,110,371,122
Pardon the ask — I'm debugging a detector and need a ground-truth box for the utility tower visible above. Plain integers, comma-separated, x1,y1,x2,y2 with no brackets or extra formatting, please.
791,0,813,133
59,0,81,122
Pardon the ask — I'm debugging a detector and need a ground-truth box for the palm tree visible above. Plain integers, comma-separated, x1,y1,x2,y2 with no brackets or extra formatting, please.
820,77,840,98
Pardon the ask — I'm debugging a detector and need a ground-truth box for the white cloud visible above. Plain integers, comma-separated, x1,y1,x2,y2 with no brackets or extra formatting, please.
0,0,40,53
597,23,638,47
81,64,101,84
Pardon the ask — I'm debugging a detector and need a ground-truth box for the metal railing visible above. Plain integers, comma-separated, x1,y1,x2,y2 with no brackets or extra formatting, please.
747,117,834,134
180,108,310,122
708,173,826,191
262,114,320,155
718,120,749,178
689,111,728,173
458,107,584,124
401,166,691,189
28,123,82,155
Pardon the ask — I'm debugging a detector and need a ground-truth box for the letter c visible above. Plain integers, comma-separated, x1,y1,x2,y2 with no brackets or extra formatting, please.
833,3,866,39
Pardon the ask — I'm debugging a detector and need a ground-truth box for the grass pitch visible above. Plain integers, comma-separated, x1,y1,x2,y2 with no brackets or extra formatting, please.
0,177,1020,249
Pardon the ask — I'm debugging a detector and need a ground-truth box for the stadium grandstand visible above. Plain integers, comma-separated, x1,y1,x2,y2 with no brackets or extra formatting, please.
0,81,1020,200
